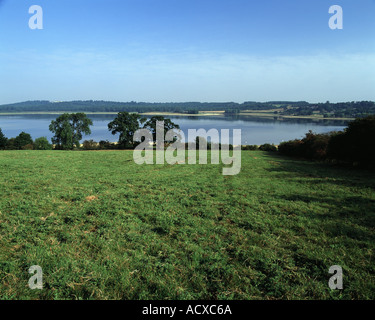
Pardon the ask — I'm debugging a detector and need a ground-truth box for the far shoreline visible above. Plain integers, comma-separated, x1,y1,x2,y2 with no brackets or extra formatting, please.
0,111,355,121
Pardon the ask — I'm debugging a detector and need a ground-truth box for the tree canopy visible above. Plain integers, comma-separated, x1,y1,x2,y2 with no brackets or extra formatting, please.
14,131,33,150
142,116,180,142
34,137,53,150
108,112,146,149
49,113,93,150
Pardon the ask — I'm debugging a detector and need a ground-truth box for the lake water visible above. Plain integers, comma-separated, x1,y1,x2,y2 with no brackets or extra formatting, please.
0,114,348,145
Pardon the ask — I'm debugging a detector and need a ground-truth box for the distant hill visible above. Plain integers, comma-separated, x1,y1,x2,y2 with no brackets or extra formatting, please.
0,100,297,113
0,100,374,118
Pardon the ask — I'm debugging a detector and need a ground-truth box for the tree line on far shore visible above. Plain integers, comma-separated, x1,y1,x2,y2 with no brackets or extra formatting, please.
1,100,374,119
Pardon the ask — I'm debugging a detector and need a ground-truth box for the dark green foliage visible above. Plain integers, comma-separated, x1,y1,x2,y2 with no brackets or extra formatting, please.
326,132,347,162
225,109,241,114
49,113,93,150
327,115,375,165
278,139,304,157
279,131,334,160
259,143,277,152
14,132,33,150
1,100,373,118
279,116,375,166
300,131,332,160
34,137,53,150
5,138,16,150
282,101,375,118
0,128,7,149
142,116,180,143
98,140,117,150
279,116,375,167
242,145,258,151
108,112,146,149
82,140,99,150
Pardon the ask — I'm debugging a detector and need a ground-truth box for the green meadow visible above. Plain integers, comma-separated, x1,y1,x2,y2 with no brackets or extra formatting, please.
0,150,374,300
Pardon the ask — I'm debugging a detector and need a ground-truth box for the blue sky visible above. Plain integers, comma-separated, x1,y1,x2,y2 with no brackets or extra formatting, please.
0,0,374,104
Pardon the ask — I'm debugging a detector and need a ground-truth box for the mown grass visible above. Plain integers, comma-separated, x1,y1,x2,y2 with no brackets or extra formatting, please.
0,150,374,300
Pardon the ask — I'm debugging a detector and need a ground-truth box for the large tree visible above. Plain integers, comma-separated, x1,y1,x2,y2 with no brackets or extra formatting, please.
49,113,93,150
142,116,180,142
14,131,33,150
108,112,146,149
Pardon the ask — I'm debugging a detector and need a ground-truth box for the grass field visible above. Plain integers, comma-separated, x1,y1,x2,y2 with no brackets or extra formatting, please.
0,150,374,300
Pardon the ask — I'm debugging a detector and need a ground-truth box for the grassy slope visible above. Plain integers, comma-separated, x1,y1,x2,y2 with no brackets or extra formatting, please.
0,150,374,300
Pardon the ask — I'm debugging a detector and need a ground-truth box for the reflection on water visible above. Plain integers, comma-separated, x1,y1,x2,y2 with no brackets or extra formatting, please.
0,114,348,145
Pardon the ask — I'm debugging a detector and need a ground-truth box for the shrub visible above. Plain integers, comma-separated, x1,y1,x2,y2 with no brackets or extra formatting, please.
326,132,347,162
259,143,277,152
278,139,304,157
300,131,332,160
242,145,258,151
98,140,116,150
279,116,375,166
82,140,99,150
21,143,34,150
328,116,375,165
279,131,334,160
34,137,53,150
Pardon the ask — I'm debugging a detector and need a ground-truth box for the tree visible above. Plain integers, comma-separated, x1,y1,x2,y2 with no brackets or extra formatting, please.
108,112,146,149
0,128,7,149
49,113,93,150
34,137,53,150
142,116,180,143
14,132,33,150
328,115,375,165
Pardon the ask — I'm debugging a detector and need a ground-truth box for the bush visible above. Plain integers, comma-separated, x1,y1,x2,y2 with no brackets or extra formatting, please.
300,131,332,160
327,116,375,165
82,140,99,150
259,143,277,152
279,116,375,166
98,140,117,150
34,137,53,150
279,131,333,160
278,139,304,157
21,143,34,150
242,145,258,151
